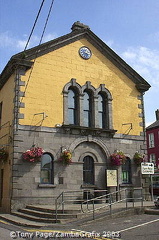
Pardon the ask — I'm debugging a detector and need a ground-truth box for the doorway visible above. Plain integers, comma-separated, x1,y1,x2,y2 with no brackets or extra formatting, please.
83,156,94,185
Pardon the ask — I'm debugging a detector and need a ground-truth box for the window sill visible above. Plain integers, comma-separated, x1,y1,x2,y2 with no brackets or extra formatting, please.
120,183,133,187
81,184,96,189
38,184,56,188
62,125,117,137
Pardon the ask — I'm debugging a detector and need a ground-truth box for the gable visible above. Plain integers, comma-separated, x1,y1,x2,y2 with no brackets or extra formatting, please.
0,22,151,136
14,38,144,135
0,21,151,92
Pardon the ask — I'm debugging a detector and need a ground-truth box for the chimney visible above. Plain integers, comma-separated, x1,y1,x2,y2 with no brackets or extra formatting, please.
155,109,159,121
71,21,90,31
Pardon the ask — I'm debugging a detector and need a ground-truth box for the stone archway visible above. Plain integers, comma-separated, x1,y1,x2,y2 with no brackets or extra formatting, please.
69,136,110,189
69,136,110,159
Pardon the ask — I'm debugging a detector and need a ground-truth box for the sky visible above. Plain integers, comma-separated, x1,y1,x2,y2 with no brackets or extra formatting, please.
0,0,159,126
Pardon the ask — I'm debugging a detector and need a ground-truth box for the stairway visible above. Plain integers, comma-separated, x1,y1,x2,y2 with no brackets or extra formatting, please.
0,204,81,227
0,189,152,227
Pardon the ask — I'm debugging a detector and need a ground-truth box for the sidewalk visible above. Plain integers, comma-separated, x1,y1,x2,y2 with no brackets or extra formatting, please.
0,200,156,229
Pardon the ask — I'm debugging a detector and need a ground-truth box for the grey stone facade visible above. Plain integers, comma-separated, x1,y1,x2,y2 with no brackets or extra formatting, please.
11,124,144,210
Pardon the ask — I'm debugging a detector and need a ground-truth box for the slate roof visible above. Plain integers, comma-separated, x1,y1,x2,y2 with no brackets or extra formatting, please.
146,120,159,130
0,21,151,92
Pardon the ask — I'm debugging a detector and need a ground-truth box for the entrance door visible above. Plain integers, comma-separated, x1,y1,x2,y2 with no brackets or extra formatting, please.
83,156,94,185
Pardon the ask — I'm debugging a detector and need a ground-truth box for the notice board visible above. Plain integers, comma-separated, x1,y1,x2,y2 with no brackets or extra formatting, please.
106,169,118,187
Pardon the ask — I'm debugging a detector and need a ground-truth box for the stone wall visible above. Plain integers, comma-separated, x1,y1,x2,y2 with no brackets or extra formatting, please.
11,124,145,210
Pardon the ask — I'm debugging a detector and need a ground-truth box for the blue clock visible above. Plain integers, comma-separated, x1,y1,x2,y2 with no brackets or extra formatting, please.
79,46,92,60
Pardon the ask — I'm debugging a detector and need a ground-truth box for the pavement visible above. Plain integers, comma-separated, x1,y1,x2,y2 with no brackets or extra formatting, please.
0,200,158,229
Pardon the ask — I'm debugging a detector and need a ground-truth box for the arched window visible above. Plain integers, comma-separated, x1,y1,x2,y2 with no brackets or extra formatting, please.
40,153,54,184
122,158,131,184
63,80,114,131
98,92,108,129
83,156,94,185
68,88,78,125
83,91,93,127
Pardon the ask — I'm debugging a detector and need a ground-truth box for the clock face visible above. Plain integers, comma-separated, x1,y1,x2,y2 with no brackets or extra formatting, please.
79,46,92,60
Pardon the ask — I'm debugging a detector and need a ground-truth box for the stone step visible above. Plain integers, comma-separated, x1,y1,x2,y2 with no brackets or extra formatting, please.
0,214,55,228
18,208,78,219
26,204,81,214
12,211,60,224
0,204,82,227
0,202,154,228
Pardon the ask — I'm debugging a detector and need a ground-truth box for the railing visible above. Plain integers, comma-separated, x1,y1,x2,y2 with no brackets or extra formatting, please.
55,188,144,222
55,189,108,222
81,188,144,220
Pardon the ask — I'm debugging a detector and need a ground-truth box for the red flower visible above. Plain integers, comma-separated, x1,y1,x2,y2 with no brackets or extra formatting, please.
58,150,72,164
110,151,126,166
22,147,44,162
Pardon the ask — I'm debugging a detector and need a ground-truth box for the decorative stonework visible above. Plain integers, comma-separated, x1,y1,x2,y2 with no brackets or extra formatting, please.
69,136,110,158
71,21,90,31
63,79,115,131
13,68,28,129
62,125,116,137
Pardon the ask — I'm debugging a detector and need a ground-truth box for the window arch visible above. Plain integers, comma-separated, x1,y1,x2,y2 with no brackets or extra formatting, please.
83,90,93,127
98,93,108,128
96,84,113,129
68,88,78,125
40,153,54,184
63,80,114,131
83,156,94,185
63,79,81,126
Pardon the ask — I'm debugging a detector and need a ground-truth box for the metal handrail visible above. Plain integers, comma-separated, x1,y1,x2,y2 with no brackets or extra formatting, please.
81,188,127,213
81,188,144,219
55,191,64,220
55,189,108,222
55,188,144,222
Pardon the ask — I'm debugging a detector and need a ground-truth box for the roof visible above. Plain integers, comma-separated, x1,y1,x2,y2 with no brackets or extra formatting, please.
0,21,151,92
146,120,159,130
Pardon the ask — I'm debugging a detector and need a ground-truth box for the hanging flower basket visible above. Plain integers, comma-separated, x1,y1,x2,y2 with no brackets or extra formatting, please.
58,150,72,165
133,152,143,165
22,147,44,162
0,148,8,162
110,150,126,166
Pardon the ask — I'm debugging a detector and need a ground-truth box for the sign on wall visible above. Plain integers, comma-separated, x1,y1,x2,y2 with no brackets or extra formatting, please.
106,170,118,187
141,162,154,175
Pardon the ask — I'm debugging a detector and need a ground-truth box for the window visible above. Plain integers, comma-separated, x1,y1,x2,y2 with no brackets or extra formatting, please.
150,154,156,164
40,153,54,184
63,80,113,131
83,156,94,185
148,133,155,148
98,93,108,128
83,91,93,127
68,88,78,125
122,158,131,184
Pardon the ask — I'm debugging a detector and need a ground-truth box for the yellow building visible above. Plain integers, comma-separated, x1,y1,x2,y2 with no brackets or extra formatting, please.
0,22,150,212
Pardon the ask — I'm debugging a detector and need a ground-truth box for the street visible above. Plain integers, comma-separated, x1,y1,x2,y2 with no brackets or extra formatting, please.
0,213,159,240
79,213,159,240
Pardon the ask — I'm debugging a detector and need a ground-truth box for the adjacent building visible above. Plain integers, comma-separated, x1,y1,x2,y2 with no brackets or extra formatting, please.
146,110,159,195
0,22,151,212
